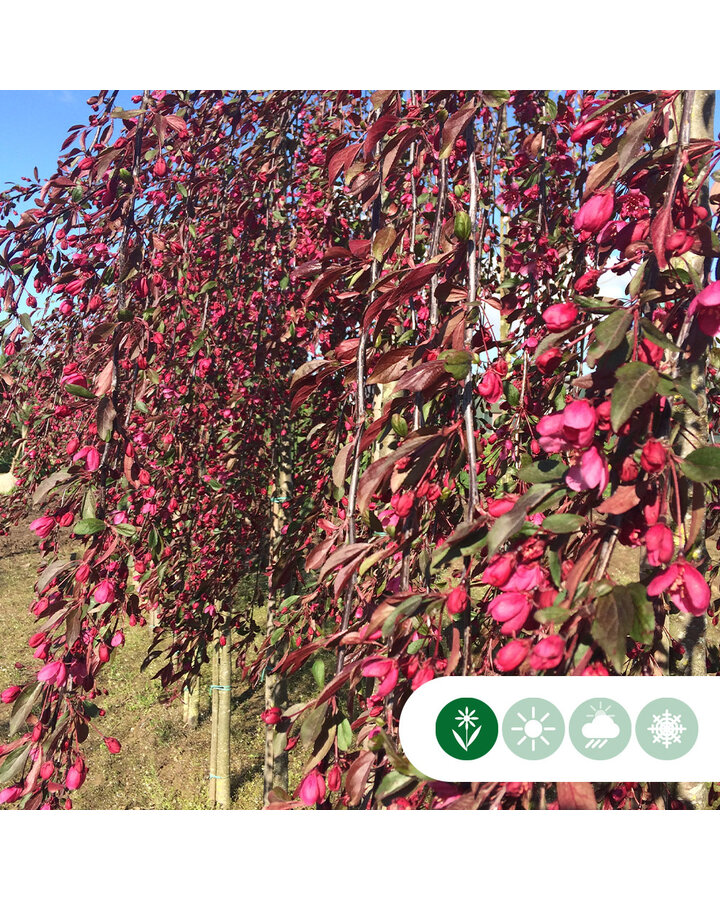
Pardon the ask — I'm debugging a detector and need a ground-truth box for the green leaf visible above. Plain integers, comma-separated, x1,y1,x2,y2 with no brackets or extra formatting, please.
114,523,136,537
591,589,635,671
300,703,328,748
371,226,396,262
594,309,633,356
504,381,520,407
541,513,585,534
679,446,720,483
74,517,106,535
627,584,655,645
311,658,325,690
440,349,472,381
454,211,472,242
674,379,700,414
639,318,680,351
534,607,571,624
610,361,659,431
381,596,424,638
518,458,568,484
0,744,31,782
32,469,72,506
64,384,97,400
548,548,562,588
391,414,408,438
375,771,415,802
188,333,205,356
337,718,353,752
9,681,43,736
486,484,555,558
480,90,510,108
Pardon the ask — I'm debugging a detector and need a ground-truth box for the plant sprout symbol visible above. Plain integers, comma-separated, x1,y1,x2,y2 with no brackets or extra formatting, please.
582,701,620,750
453,706,482,752
649,708,687,750
510,705,556,753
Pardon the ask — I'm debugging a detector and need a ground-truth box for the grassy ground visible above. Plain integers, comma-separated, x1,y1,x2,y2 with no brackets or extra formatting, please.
0,526,314,809
2,525,719,808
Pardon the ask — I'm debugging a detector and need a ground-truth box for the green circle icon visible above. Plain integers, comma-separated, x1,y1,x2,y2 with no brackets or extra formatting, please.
435,697,498,760
569,698,632,760
502,698,565,759
635,698,698,760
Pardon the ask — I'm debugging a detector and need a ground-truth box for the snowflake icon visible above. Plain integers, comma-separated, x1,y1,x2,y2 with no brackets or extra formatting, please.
648,708,687,749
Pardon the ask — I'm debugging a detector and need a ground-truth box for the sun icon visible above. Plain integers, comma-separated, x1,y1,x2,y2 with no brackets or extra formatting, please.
503,698,565,759
510,704,557,752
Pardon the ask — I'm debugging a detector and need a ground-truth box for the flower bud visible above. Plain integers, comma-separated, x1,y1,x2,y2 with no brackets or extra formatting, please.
446,586,468,616
298,770,326,806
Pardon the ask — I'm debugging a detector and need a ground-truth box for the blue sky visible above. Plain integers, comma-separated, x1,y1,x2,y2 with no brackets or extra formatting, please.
0,90,136,189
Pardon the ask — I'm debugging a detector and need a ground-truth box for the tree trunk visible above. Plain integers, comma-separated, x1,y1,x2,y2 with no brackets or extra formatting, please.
666,89,715,810
184,676,200,729
263,422,292,804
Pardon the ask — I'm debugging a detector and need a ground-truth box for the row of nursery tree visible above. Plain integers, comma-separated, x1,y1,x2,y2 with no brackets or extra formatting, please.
2,89,720,809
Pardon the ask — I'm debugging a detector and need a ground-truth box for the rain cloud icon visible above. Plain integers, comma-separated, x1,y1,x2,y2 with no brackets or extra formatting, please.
581,708,620,749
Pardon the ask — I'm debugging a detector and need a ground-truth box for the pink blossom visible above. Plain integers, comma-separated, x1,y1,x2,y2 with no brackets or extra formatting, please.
574,191,614,234
536,347,563,375
647,561,710,616
411,664,434,691
537,400,596,453
690,280,720,337
0,786,23,804
565,446,608,493
561,401,596,447
86,447,101,472
37,659,67,687
502,564,544,593
487,496,517,517
645,523,674,567
482,555,514,587
93,579,116,605
487,592,531,635
640,440,667,473
1,685,21,704
446,586,468,616
361,658,398,697
478,370,503,403
29,516,55,539
299,770,326,806
391,492,415,518
60,370,88,390
542,303,578,333
495,639,530,672
65,763,86,791
529,635,565,671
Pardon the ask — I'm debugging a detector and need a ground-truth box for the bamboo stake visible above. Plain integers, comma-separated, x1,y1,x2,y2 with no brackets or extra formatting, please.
215,637,232,808
263,421,292,803
208,636,219,807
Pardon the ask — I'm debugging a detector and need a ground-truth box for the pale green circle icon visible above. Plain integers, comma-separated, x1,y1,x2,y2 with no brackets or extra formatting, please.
636,698,698,760
502,698,565,759
569,698,632,760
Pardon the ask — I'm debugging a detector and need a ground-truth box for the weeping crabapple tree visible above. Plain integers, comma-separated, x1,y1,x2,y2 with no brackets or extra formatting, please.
0,90,339,807
2,89,720,811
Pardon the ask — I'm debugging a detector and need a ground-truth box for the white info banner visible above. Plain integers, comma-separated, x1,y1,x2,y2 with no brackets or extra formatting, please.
399,676,720,781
